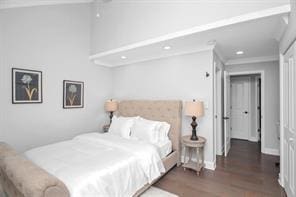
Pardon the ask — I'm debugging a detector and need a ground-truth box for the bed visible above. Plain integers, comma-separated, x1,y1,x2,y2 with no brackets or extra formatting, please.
0,100,182,197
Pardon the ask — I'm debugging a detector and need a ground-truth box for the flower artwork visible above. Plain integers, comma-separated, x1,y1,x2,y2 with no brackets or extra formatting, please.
21,74,38,101
68,84,77,106
12,68,42,104
63,80,84,108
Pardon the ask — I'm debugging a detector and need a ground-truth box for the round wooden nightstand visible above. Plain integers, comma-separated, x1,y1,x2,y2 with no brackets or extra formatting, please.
182,135,206,175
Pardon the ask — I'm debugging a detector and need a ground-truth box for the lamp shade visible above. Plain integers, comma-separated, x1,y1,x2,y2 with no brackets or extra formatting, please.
185,100,204,118
105,99,118,112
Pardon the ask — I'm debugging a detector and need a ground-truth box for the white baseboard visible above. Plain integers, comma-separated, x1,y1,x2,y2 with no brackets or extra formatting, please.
248,137,258,142
204,161,216,170
278,173,284,187
216,145,225,156
216,147,223,156
262,148,280,156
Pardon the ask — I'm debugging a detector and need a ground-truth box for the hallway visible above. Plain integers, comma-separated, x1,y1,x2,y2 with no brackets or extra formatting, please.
155,139,285,197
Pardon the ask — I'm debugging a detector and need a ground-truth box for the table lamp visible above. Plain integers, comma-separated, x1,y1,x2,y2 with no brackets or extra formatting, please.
104,99,118,124
185,100,204,141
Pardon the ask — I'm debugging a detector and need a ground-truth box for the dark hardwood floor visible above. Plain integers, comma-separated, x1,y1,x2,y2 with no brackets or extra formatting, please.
154,139,286,197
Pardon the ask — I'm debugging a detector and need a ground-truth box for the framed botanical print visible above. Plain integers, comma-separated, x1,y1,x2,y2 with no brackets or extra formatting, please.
63,80,84,109
12,68,42,104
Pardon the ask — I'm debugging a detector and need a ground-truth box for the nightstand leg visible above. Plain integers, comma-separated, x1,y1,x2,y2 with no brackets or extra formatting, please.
201,147,205,168
183,146,187,163
189,147,193,162
183,146,187,171
196,147,200,175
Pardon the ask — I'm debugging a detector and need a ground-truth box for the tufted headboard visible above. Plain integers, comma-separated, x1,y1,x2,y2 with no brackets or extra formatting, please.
117,100,182,153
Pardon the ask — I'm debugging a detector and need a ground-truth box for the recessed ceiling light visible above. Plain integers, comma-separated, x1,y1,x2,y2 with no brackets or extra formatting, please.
121,56,127,59
96,13,100,17
236,51,244,55
163,46,171,50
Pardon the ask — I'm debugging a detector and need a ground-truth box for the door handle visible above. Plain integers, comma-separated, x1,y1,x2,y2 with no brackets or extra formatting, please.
223,117,230,120
243,111,248,114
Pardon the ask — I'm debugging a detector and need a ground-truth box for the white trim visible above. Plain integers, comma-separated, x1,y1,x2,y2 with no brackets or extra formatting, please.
262,148,280,156
204,161,216,171
89,5,290,60
279,53,285,187
278,174,284,187
254,75,261,142
225,55,279,66
0,0,93,9
93,59,113,67
249,137,258,142
214,59,223,156
228,71,266,155
247,76,252,142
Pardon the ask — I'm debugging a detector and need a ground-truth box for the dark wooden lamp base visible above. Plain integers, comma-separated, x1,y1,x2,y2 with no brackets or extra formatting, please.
190,116,199,141
109,111,114,124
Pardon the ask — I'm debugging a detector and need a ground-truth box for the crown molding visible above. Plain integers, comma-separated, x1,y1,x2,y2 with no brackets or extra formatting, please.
0,0,93,9
225,55,279,66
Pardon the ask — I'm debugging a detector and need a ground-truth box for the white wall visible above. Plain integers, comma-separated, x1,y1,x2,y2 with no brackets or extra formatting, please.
0,4,112,152
91,0,289,54
111,50,216,168
226,61,280,153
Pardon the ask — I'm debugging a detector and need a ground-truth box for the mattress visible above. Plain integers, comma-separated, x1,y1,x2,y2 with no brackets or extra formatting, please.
153,140,172,159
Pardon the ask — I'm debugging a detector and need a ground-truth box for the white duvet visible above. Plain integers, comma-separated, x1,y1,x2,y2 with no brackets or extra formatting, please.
24,133,165,197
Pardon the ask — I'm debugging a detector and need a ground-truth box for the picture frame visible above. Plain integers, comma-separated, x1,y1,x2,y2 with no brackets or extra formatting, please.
63,80,84,109
12,68,43,104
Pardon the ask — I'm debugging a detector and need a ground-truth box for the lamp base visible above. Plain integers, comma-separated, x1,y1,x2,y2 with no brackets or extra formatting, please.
190,135,199,141
109,111,114,124
190,116,199,141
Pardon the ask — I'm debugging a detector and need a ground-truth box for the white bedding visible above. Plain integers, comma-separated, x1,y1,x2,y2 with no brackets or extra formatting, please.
153,140,172,159
24,133,165,197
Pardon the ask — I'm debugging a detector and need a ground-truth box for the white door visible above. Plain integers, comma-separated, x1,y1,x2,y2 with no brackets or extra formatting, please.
283,41,296,197
224,71,231,156
230,77,250,140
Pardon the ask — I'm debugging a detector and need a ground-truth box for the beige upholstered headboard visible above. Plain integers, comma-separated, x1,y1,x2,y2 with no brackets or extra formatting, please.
117,100,182,153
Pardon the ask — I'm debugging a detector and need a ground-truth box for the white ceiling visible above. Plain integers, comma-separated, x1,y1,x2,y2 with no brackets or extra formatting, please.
91,6,290,67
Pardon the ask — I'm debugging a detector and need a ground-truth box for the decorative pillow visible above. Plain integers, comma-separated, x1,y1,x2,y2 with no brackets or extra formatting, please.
139,117,171,142
158,122,171,141
109,116,137,138
131,118,160,143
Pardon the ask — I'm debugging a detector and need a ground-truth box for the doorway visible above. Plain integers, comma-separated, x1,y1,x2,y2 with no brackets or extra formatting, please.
223,71,265,156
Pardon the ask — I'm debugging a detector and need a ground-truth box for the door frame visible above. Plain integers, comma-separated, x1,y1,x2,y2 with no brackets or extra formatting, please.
226,70,265,153
214,65,223,155
254,75,261,142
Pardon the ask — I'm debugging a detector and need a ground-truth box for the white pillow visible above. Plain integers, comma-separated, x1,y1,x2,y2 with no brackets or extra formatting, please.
109,116,137,138
131,118,160,143
133,117,171,143
158,122,171,141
